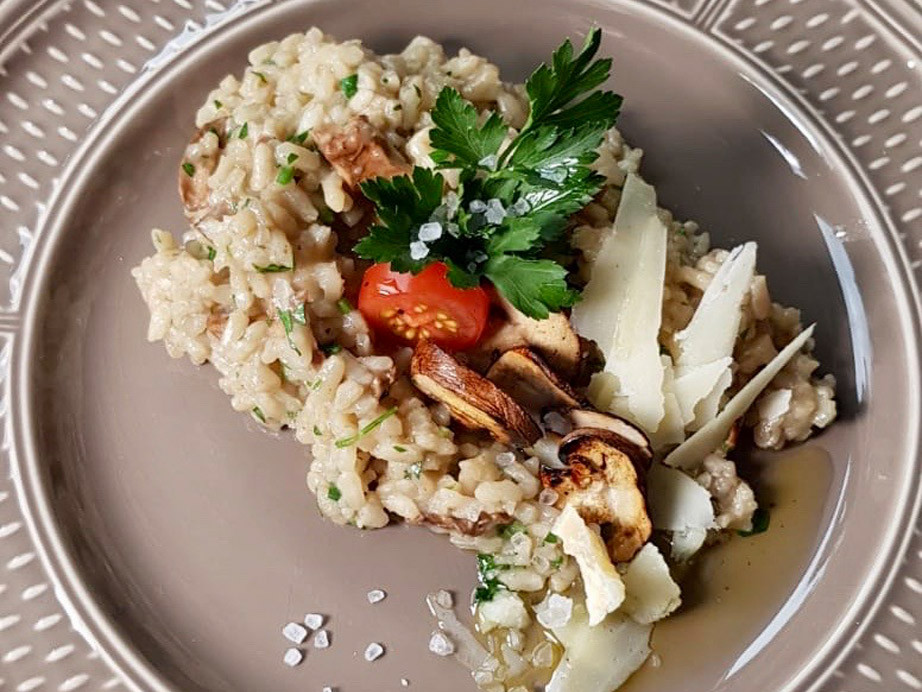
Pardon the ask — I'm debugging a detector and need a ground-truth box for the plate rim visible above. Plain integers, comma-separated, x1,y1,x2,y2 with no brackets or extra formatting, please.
6,0,922,690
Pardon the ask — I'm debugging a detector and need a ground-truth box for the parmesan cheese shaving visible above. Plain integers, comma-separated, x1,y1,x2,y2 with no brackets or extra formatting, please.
665,324,816,469
553,505,625,626
546,603,652,692
572,173,667,433
621,544,682,624
672,242,757,431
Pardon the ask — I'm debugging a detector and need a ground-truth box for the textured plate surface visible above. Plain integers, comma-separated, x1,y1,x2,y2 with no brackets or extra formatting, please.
0,0,920,691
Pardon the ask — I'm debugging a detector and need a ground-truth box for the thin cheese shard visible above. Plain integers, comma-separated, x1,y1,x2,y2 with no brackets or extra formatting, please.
672,242,757,431
665,324,815,469
621,544,682,624
553,505,625,626
572,173,667,434
546,603,651,692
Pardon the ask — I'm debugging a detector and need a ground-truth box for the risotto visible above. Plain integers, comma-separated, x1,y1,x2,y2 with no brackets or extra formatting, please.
132,27,836,692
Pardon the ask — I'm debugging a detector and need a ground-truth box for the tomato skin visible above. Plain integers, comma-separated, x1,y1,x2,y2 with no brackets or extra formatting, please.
358,262,490,351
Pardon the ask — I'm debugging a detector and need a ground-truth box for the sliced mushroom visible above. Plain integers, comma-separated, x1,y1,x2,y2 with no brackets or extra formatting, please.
466,297,582,377
410,340,541,445
486,347,582,414
314,116,411,188
421,510,512,537
179,120,230,225
567,409,652,461
541,427,652,563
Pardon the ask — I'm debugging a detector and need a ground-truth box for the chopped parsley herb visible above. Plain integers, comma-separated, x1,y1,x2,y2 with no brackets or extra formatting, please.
393,445,407,453
322,343,342,355
206,246,216,261
238,122,249,139
404,462,422,479
676,227,688,237
310,379,323,390
292,303,307,325
474,553,507,604
287,130,310,145
286,152,299,164
336,298,353,314
252,70,267,83
498,521,527,539
277,309,302,356
213,99,223,108
438,427,452,439
340,74,359,98
181,162,195,177
251,406,266,423
327,484,342,501
354,28,621,319
738,507,770,537
319,207,335,224
313,425,322,436
550,556,564,569
544,532,560,544
334,406,398,448
253,263,292,273
276,166,295,185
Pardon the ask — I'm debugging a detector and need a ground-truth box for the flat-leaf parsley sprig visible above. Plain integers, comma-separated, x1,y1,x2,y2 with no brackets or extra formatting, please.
354,28,622,319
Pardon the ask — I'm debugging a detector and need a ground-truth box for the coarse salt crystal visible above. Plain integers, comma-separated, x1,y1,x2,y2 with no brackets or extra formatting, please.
304,613,324,630
538,488,559,506
282,622,308,644
478,154,498,170
283,648,304,667
314,629,330,649
531,641,554,668
484,198,506,225
364,642,385,661
434,589,454,609
540,167,567,183
322,687,335,692
510,198,530,216
418,222,442,242
367,589,387,604
535,593,573,629
401,679,410,687
428,631,455,656
469,199,487,213
409,240,429,260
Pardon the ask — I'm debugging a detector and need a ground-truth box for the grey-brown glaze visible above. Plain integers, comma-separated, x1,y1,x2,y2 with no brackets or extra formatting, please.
12,1,920,691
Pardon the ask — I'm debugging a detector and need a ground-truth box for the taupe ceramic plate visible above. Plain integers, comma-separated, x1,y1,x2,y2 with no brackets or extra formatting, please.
2,0,921,690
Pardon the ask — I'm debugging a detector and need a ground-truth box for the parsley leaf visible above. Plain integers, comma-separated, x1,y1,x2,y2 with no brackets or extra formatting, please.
429,88,507,169
251,406,266,423
340,74,358,98
334,406,398,448
276,166,295,185
327,484,342,501
738,507,771,537
277,309,301,356
354,27,620,319
181,162,195,177
238,122,248,139
485,255,579,319
253,263,292,273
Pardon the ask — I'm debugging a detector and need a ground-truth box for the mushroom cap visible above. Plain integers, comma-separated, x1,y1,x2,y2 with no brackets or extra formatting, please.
410,340,541,446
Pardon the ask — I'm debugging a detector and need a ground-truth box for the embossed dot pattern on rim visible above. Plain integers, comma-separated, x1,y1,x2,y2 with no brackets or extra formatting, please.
0,0,918,690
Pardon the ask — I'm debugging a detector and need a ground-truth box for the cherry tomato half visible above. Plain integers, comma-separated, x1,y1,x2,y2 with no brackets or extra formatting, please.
358,262,490,351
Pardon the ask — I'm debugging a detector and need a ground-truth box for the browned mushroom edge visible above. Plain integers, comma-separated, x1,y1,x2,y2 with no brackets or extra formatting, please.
486,346,583,414
410,340,541,446
541,426,653,563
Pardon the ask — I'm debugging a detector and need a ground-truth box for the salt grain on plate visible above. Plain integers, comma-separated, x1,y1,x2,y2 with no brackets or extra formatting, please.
282,622,308,644
428,631,455,656
484,199,506,224
401,679,410,687
304,613,324,630
364,642,385,661
367,589,387,604
314,629,330,649
322,687,335,692
434,589,453,609
283,648,304,667
469,199,487,213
